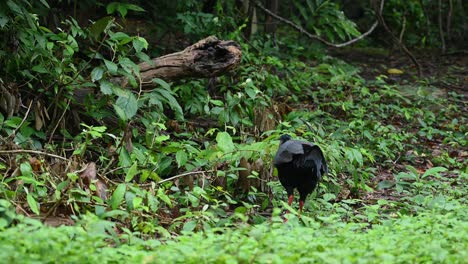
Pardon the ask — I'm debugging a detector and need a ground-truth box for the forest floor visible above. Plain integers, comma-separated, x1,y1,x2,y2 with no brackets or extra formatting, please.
333,48,467,95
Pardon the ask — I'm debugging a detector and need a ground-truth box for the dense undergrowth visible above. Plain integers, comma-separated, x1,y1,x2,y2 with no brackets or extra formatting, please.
1,205,467,263
1,1,467,262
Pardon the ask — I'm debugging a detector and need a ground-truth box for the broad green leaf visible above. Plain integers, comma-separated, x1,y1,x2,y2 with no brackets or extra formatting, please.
234,206,247,214
155,135,170,143
210,100,224,106
119,58,139,77
113,92,138,120
125,162,139,182
422,167,447,178
91,66,104,82
117,5,128,18
27,193,40,215
322,193,336,202
132,197,143,209
106,2,118,15
182,220,197,233
20,162,33,177
132,37,148,53
109,183,126,210
176,150,188,168
152,78,170,90
156,88,183,118
377,180,394,190
32,65,48,74
112,34,133,45
0,10,9,28
157,188,172,207
56,180,69,192
125,4,145,12
216,132,235,153
101,209,129,218
125,192,135,210
89,16,112,39
104,59,118,74
6,1,22,15
100,81,113,95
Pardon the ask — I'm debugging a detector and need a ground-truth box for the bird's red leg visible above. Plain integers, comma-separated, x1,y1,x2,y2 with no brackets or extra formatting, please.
299,200,304,213
287,195,294,206
283,195,295,223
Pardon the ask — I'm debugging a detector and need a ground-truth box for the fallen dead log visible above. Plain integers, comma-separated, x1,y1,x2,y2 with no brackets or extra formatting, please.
114,36,242,87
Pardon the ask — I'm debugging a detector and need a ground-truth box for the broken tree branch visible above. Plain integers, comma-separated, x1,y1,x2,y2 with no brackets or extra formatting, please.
113,36,242,87
254,0,379,48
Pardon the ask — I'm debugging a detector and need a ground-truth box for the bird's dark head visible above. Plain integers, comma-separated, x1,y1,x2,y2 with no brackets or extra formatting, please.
279,134,292,144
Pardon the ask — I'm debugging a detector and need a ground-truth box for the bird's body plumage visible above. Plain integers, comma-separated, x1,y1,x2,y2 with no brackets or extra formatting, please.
274,135,327,211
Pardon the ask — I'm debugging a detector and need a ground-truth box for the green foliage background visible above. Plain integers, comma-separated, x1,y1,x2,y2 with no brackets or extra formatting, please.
0,0,466,262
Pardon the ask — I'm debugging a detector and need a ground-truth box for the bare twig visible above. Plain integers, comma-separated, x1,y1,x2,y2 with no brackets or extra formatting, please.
157,170,214,185
438,0,446,53
374,0,423,76
446,0,453,42
48,98,71,144
418,0,431,39
9,200,30,217
399,16,407,44
0,149,68,161
254,0,379,48
9,100,33,139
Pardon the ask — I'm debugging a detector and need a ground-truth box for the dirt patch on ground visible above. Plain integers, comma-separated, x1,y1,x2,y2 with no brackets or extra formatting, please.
331,48,467,97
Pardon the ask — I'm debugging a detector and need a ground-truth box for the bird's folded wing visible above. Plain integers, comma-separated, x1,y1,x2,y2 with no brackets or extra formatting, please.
273,140,305,165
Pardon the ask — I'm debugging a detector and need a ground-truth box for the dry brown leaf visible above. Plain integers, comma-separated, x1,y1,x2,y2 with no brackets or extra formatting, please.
80,162,97,186
29,157,41,173
95,179,108,201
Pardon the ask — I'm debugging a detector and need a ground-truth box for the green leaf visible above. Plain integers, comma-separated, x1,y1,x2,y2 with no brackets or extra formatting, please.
109,183,126,210
125,191,135,210
27,193,40,215
91,66,104,82
113,92,138,120
210,100,224,106
117,5,128,18
132,37,148,53
118,59,139,81
422,167,447,179
182,220,197,233
104,60,118,74
175,150,188,168
155,135,170,143
155,86,183,118
132,197,143,209
377,180,395,190
106,2,118,15
20,162,33,177
6,1,23,15
100,81,113,95
125,162,139,182
56,180,69,192
216,132,235,153
0,13,9,28
152,78,170,90
322,193,336,202
125,4,145,12
89,16,112,39
32,65,48,74
157,188,172,207
113,104,127,121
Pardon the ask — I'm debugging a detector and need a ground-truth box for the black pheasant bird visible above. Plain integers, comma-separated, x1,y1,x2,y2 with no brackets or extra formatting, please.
273,134,328,212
